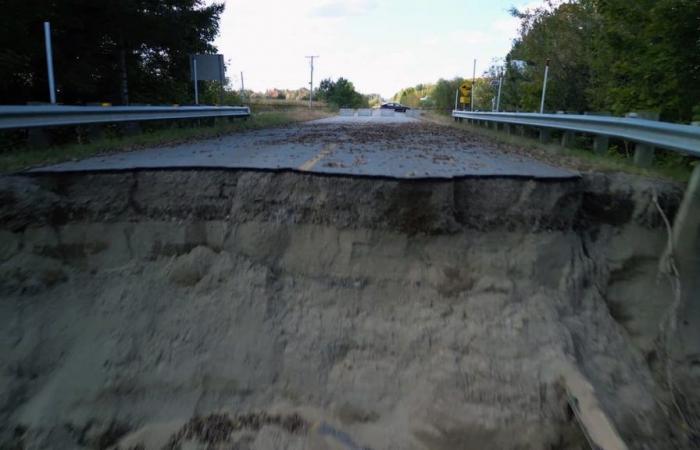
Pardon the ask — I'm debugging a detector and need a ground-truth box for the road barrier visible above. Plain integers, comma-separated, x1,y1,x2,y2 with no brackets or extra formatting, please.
339,108,355,117
0,105,251,130
380,109,395,117
452,110,700,159
406,110,422,118
357,109,372,117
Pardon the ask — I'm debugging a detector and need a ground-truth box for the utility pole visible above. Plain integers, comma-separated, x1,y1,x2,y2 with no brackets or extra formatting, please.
193,59,199,105
540,59,550,114
306,55,319,108
240,71,245,99
471,59,476,111
496,71,504,112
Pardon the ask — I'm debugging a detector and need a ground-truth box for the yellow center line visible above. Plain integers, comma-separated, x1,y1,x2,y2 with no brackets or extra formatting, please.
298,143,337,171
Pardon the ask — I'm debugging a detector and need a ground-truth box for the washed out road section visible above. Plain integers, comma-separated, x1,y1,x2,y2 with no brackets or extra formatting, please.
29,115,577,179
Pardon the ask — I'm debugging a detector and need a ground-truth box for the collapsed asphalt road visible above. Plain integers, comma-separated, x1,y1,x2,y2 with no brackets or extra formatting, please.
29,115,575,180
1,116,696,449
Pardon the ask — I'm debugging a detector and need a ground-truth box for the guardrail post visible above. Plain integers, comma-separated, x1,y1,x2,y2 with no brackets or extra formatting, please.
539,128,551,144
593,135,609,155
561,131,575,148
27,128,50,148
627,111,659,167
584,112,611,155
122,122,141,136
214,117,229,127
557,112,575,148
87,125,104,142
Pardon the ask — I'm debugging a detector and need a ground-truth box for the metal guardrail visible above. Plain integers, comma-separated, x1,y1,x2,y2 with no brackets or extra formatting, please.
0,105,251,130
452,111,700,157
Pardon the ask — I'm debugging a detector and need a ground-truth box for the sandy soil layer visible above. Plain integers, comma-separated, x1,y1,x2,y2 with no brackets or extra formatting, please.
0,170,694,449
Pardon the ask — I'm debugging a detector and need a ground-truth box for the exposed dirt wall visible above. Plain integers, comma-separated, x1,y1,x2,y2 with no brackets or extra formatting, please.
0,171,693,449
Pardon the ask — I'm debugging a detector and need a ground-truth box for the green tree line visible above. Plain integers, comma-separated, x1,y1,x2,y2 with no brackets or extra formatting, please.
504,0,700,121
395,0,700,123
316,77,370,108
0,0,225,105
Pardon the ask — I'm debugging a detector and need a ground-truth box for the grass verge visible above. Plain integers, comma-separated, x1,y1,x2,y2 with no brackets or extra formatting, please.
0,108,331,173
424,112,694,184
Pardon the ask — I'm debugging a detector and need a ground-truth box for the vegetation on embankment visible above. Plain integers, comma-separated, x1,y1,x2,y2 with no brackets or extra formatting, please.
0,109,331,173
1,1,227,106
395,0,700,124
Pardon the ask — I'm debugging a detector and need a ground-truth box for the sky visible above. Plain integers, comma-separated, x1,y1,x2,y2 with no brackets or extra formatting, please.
212,0,545,98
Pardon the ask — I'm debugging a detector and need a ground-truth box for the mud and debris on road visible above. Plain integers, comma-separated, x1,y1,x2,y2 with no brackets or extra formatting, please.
1,117,697,449
28,119,576,180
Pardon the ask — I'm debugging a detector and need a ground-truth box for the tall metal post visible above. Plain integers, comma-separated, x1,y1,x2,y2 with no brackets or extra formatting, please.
43,22,56,104
454,89,459,111
306,56,318,108
471,59,476,111
217,55,225,105
240,71,245,98
540,59,550,114
193,59,199,105
496,75,503,112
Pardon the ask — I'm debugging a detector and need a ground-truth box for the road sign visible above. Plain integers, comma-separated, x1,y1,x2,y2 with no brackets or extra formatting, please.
189,54,225,82
459,81,471,96
189,54,225,105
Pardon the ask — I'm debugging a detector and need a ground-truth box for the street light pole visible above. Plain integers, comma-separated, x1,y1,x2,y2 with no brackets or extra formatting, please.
306,55,319,108
43,22,56,104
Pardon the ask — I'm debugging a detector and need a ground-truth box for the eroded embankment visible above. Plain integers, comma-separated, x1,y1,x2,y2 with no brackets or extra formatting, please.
0,170,690,449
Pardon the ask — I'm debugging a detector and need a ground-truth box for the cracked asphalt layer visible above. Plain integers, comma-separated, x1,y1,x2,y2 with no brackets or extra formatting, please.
29,115,577,179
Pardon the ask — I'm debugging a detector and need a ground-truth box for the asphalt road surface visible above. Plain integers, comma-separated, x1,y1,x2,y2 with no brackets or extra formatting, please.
30,113,577,179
